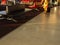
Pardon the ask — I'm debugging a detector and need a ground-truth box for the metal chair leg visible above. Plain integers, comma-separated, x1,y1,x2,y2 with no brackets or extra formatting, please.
6,17,17,22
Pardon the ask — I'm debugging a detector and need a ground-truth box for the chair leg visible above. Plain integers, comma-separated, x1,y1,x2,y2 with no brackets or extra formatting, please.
0,15,17,22
0,15,5,19
35,8,39,11
6,17,17,22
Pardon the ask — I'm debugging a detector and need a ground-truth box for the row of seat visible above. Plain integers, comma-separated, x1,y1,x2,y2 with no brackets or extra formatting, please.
0,1,25,22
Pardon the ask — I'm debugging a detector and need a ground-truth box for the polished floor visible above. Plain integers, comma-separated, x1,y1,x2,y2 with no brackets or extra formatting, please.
0,6,60,45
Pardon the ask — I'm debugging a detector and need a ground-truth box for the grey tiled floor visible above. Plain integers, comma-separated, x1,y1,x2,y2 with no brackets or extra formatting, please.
0,6,60,45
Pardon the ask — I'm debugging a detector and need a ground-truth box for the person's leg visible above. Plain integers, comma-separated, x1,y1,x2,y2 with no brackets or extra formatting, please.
44,7,47,13
46,6,50,13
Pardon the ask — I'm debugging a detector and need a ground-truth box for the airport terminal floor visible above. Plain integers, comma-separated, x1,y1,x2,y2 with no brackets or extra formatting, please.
0,6,60,45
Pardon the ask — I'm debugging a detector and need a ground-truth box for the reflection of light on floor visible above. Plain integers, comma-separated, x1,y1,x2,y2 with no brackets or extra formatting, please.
51,29,55,35
54,7,57,12
41,14,47,24
51,29,56,38
48,14,57,24
48,7,58,24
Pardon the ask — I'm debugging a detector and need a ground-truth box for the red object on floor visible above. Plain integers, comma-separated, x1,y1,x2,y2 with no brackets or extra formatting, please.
1,0,6,5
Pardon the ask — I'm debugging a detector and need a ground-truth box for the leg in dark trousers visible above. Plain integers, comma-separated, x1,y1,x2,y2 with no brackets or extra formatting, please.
46,6,50,13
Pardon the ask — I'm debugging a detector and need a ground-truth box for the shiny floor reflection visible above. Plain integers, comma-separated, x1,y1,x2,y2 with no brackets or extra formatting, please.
0,6,60,45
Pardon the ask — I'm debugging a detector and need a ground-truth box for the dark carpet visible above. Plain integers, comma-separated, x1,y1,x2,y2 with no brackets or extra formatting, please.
0,8,44,38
